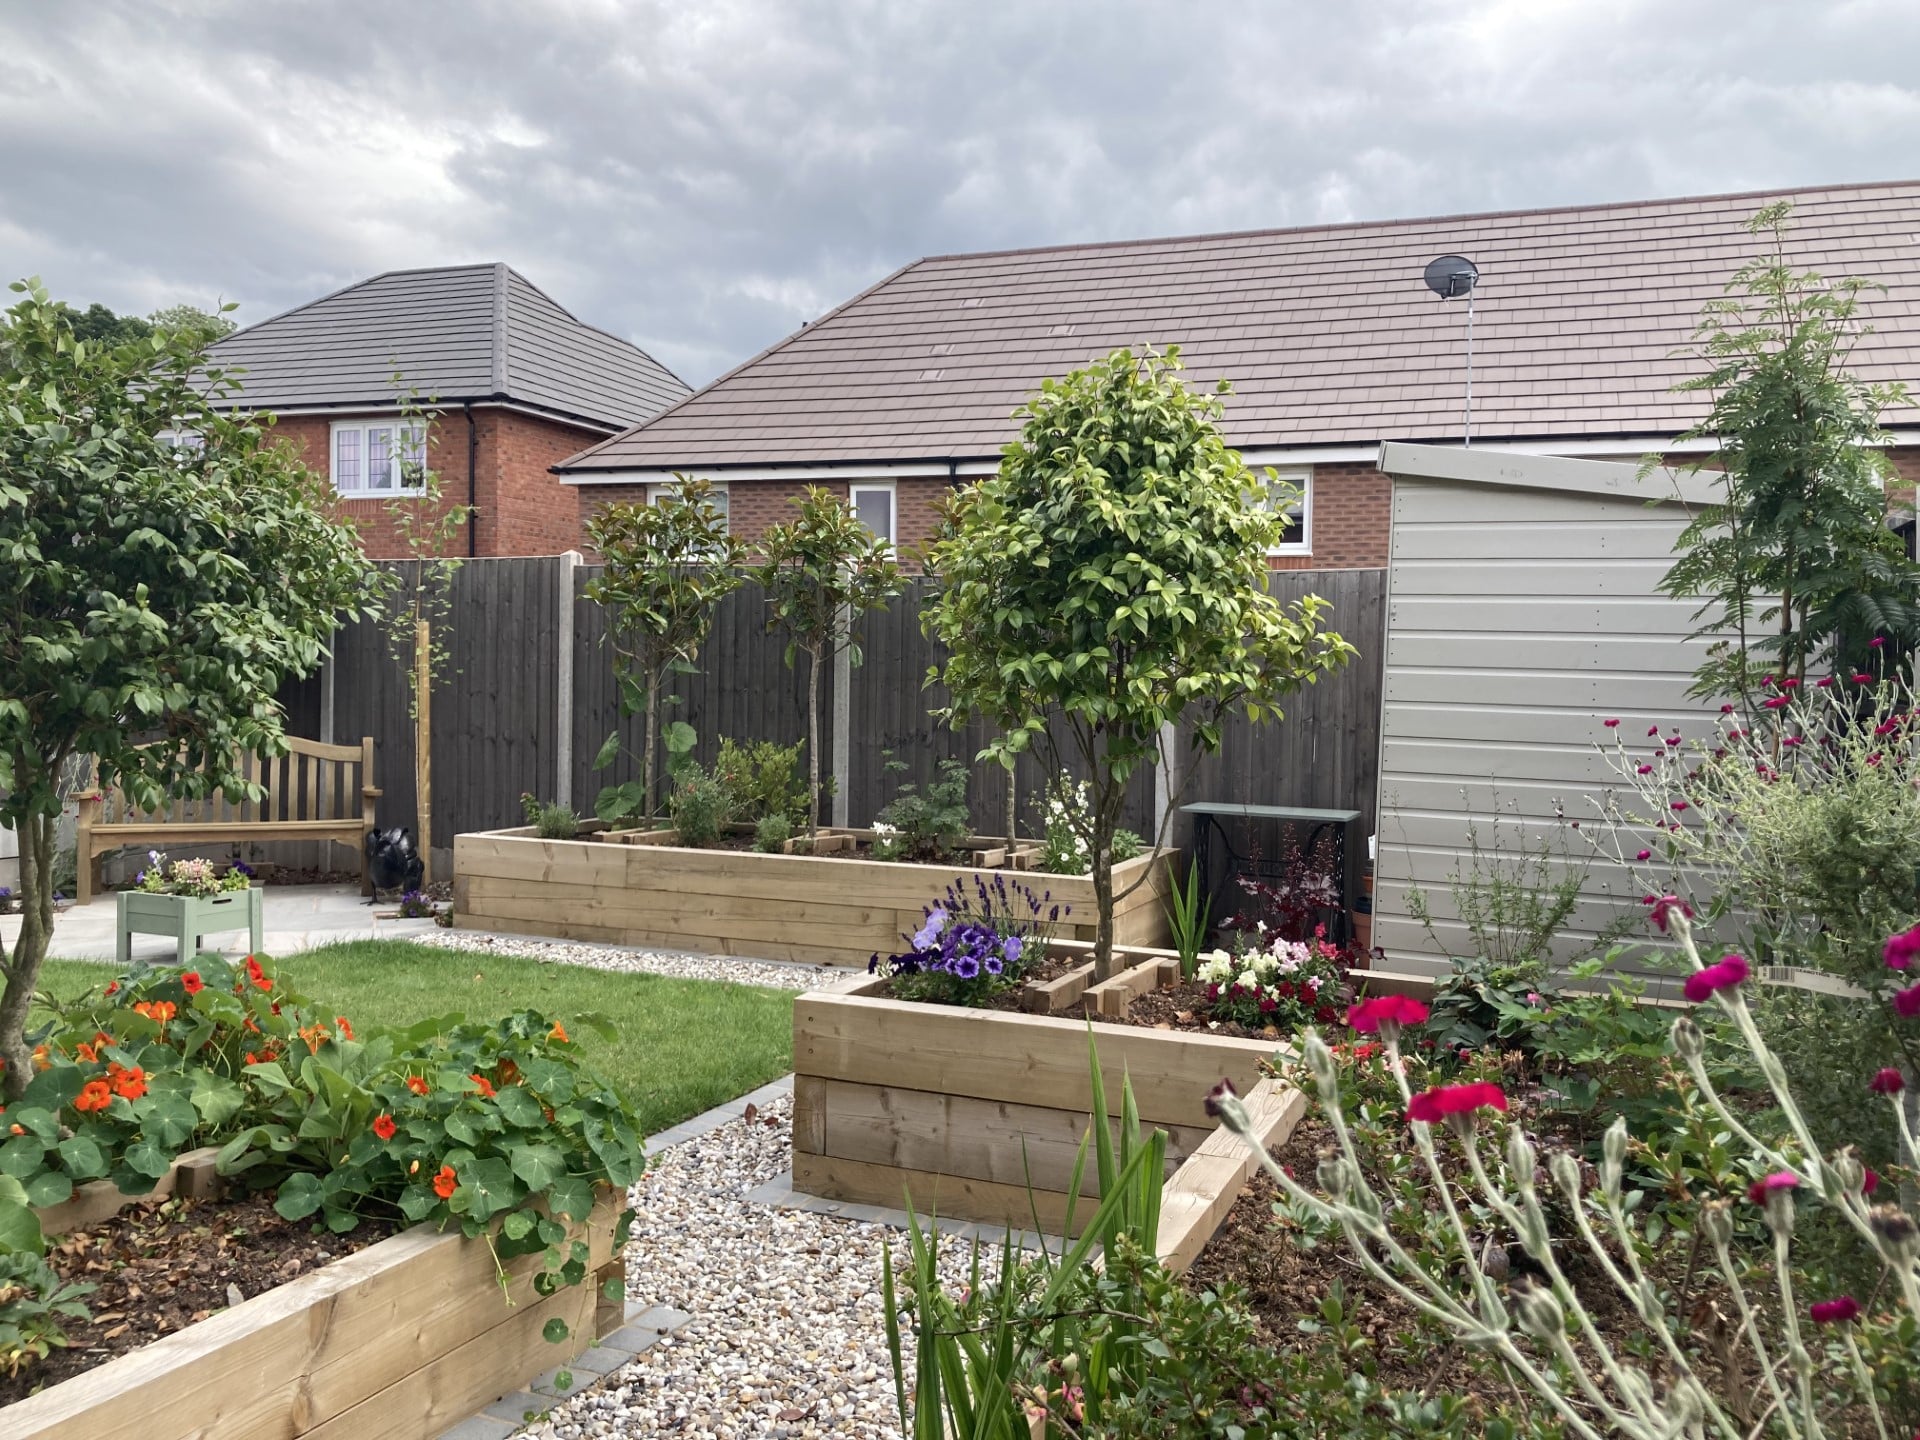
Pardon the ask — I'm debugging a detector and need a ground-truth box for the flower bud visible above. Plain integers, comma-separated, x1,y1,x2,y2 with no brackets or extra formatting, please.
1670,1015,1703,1060
1304,1032,1338,1094
1870,1204,1919,1261
1059,1352,1079,1376
1316,1154,1351,1199
1700,1199,1734,1248
1511,1279,1565,1339
1602,1117,1629,1171
1548,1150,1583,1200
1505,1129,1538,1183
1828,1150,1864,1200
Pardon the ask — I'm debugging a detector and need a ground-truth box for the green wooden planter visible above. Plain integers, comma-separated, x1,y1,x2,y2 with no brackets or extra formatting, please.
115,888,263,965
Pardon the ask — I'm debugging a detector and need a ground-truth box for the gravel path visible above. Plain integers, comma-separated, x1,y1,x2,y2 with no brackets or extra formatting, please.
410,930,830,991
519,1097,976,1440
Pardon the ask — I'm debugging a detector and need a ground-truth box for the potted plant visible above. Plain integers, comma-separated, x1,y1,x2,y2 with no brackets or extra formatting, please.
115,852,261,965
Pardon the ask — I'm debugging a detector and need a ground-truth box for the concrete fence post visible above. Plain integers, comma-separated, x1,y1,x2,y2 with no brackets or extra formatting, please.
555,551,580,810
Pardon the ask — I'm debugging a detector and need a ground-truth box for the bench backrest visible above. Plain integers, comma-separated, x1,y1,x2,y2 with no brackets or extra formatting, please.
91,737,375,828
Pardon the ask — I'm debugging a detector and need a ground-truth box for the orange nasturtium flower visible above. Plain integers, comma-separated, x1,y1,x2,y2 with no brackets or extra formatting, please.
495,1059,520,1087
469,1073,496,1100
74,1080,113,1114
74,1042,99,1064
406,1075,430,1096
372,1113,397,1141
549,1022,569,1044
335,1016,356,1043
134,1000,177,1025
31,1045,49,1072
297,1023,330,1055
107,1063,147,1100
432,1164,458,1200
181,972,205,996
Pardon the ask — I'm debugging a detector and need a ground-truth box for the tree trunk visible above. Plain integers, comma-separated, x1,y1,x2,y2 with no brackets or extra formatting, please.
414,618,433,887
806,648,822,838
0,812,55,1101
1091,829,1117,982
1006,764,1017,848
642,671,661,823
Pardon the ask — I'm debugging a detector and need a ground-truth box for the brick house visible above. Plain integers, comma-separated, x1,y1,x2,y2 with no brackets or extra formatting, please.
209,264,689,557
553,181,1920,564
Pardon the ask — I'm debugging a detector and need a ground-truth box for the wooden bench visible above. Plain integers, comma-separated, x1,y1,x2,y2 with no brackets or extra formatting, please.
75,737,381,905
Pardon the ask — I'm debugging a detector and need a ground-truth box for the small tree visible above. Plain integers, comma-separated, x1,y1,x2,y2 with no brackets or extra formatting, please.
0,279,376,1094
1655,201,1920,700
584,480,744,823
376,384,471,885
754,488,905,835
924,347,1354,980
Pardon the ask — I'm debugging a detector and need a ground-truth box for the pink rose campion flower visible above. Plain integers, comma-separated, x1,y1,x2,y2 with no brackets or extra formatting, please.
1747,1171,1799,1206
1346,994,1430,1033
1870,635,1885,647
1683,953,1750,1003
1870,1067,1905,1095
1885,925,1920,971
1762,695,1791,710
1637,764,1654,774
1816,676,1835,688
1720,703,1735,713
1651,895,1693,933
1407,1082,1507,1125
1852,672,1874,684
1670,800,1689,812
1894,983,1920,1020
1808,1296,1860,1324
1635,849,1652,861
1603,717,1619,728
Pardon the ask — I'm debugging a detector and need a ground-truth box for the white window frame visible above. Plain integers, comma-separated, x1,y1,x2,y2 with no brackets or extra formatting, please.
328,418,427,499
849,481,897,551
1263,466,1312,557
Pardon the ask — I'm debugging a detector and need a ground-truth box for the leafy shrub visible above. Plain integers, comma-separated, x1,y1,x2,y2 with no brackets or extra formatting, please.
1214,903,1920,1440
0,1241,93,1379
667,762,731,848
1035,777,1145,875
519,793,580,840
594,720,697,828
870,757,971,862
715,738,809,829
752,813,793,853
132,849,250,897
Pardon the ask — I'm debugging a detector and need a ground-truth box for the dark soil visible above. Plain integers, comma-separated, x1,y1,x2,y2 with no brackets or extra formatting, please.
0,1192,400,1405
1103,979,1306,1041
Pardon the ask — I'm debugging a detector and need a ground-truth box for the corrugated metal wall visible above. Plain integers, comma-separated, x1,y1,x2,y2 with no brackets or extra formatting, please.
1370,447,1720,974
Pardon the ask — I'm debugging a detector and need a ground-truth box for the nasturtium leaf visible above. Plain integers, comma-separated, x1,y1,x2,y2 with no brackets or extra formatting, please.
493,1086,545,1128
453,1157,517,1221
542,1317,571,1344
545,1176,596,1222
23,1172,72,1208
507,1143,567,1192
123,1140,173,1180
56,1136,106,1179
274,1172,323,1221
0,1197,44,1256
502,1209,537,1241
0,1136,48,1179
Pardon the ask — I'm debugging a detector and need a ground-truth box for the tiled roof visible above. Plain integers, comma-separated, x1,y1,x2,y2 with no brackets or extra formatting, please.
560,181,1920,471
209,264,689,431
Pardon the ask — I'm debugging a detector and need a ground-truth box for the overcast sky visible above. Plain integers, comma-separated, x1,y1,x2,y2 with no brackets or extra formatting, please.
3,0,1918,386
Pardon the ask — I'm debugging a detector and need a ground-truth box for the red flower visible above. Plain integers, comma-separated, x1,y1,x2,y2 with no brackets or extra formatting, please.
73,1080,113,1114
1781,677,1801,690
1720,703,1735,713
1346,995,1431,1033
549,1022,569,1043
1864,1168,1880,1196
1650,895,1693,934
432,1164,458,1200
1762,695,1791,710
1853,672,1874,684
107,1064,146,1100
1894,983,1920,1020
1647,725,1661,736
1809,1296,1860,1324
1871,1068,1905,1095
1815,676,1835,688
1869,635,1885,648
469,1073,496,1099
1634,849,1651,861
1747,1171,1799,1206
373,1113,397,1141
104,982,119,996
336,1016,355,1042
1407,1082,1507,1125
1670,800,1689,812
1885,925,1920,971
1683,953,1750,1004
244,955,272,992
406,1075,429,1095
1603,718,1619,728
181,972,204,995
1636,764,1653,774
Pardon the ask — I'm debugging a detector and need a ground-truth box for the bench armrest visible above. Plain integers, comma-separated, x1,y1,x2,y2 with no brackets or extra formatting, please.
361,785,384,799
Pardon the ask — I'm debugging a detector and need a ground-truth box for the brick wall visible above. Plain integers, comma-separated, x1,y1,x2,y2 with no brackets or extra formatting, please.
265,408,604,559
578,476,948,567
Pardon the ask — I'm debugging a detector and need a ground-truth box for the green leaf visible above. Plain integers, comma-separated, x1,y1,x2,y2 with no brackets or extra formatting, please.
502,1209,538,1241
274,1171,324,1221
56,1136,106,1179
398,1186,438,1222
23,1171,72,1208
542,1316,571,1344
593,729,623,771
545,1175,596,1222
507,1144,567,1192
443,1111,480,1147
452,1157,517,1221
0,1136,48,1179
189,1071,245,1128
493,1086,545,1129
123,1140,173,1180
0,1198,44,1256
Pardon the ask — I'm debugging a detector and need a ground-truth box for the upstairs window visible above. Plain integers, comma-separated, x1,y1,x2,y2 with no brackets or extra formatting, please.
850,482,896,549
331,420,426,497
1263,467,1311,556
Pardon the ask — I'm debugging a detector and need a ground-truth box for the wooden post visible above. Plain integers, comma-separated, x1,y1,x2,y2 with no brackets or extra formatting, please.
415,617,432,887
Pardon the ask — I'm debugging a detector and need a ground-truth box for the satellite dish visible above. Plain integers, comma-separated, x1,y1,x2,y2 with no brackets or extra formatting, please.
1423,254,1479,299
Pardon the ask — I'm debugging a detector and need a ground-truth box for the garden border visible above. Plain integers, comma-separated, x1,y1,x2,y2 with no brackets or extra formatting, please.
453,826,1174,968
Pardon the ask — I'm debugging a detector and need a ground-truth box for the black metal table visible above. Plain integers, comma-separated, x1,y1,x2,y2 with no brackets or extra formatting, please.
1180,802,1365,945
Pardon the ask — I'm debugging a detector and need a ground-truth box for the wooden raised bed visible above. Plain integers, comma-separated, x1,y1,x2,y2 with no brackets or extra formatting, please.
791,972,1290,1231
454,826,1174,968
8,1158,624,1440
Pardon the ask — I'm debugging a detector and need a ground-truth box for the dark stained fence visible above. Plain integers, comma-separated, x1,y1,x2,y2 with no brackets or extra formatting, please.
287,559,1387,862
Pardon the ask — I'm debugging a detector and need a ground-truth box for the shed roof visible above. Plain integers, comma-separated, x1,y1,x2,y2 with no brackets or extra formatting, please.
560,180,1920,472
208,263,689,431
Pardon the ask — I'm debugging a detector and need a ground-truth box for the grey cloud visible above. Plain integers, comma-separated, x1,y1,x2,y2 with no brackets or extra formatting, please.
3,0,1919,385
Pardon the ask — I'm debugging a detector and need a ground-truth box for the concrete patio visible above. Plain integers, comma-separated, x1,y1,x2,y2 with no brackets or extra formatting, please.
0,885,439,963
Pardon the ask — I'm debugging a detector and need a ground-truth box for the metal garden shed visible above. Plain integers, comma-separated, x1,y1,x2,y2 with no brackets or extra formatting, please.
1367,442,1724,977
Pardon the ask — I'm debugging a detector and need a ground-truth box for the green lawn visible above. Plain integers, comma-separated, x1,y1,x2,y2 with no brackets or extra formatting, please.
38,941,797,1137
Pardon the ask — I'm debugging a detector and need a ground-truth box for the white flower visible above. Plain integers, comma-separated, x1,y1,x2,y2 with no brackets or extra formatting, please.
871,821,898,836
